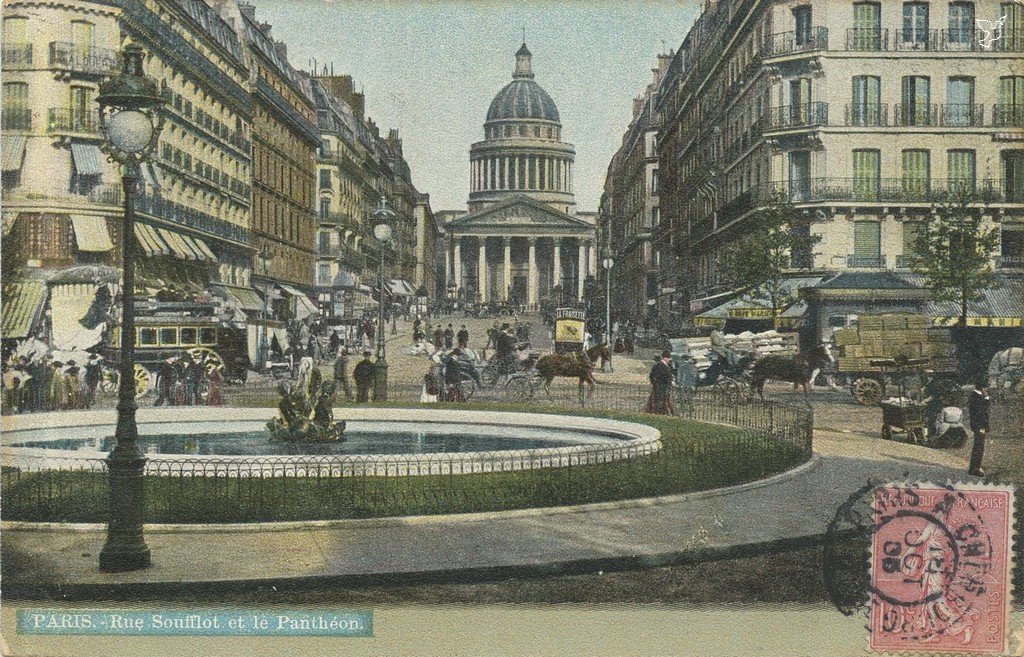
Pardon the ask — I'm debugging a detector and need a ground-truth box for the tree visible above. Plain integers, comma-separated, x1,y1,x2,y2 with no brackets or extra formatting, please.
913,186,999,328
718,195,822,324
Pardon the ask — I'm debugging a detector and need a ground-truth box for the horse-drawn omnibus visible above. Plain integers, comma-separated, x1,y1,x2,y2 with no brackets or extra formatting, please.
102,299,250,397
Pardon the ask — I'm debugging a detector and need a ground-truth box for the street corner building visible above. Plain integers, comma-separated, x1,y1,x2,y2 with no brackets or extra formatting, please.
600,0,1023,360
440,43,598,309
0,0,439,375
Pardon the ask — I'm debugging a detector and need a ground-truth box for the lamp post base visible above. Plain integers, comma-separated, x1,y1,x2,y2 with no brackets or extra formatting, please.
99,544,151,573
373,358,388,402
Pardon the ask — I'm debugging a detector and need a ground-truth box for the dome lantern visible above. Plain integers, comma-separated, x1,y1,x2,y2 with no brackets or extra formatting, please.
513,42,534,79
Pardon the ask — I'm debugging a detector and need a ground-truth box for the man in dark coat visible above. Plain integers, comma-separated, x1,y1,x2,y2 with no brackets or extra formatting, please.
457,325,469,349
646,350,675,415
333,347,352,400
967,380,990,476
444,324,455,350
153,352,176,406
432,325,444,349
352,351,376,403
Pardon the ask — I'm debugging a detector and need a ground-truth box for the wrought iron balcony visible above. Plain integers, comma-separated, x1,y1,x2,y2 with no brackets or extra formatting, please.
847,254,886,268
765,102,828,130
48,42,119,76
133,190,250,245
989,29,1024,52
845,103,889,126
2,44,32,68
846,28,889,51
86,184,123,207
940,104,984,127
993,104,1024,128
319,211,360,233
765,28,829,57
894,103,939,126
996,256,1024,269
1,107,32,131
46,108,100,135
895,29,939,51
759,177,1007,205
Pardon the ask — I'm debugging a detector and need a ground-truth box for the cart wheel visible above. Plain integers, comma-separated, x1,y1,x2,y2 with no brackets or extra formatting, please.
134,364,151,398
882,424,892,441
459,377,476,401
506,376,534,402
852,378,883,405
187,347,224,374
481,363,500,387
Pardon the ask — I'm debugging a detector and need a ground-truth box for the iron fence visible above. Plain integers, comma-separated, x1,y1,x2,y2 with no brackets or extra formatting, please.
2,385,812,523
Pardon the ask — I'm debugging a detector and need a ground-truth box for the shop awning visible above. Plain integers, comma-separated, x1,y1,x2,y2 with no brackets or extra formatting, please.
153,227,215,262
388,279,416,296
294,294,319,320
1,135,27,172
49,282,105,351
70,214,113,252
70,143,103,176
216,285,264,311
134,223,171,257
1,280,46,339
2,212,18,238
928,279,1024,327
276,283,307,297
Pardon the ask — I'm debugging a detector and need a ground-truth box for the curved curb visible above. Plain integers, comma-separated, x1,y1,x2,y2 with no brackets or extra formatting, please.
1,454,821,534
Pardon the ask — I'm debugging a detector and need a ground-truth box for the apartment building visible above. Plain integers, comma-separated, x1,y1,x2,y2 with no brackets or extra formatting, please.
656,0,1023,340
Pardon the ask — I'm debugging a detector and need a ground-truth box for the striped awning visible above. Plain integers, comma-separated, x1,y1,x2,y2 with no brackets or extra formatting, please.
141,163,161,188
1,135,27,172
134,223,171,257
70,215,114,252
2,212,18,237
1,280,46,339
277,283,306,297
928,279,1024,327
144,226,216,262
70,143,103,176
225,286,264,311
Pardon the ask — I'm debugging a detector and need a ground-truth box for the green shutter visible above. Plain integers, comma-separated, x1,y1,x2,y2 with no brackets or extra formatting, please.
853,150,880,200
854,221,881,260
948,150,976,191
902,150,930,199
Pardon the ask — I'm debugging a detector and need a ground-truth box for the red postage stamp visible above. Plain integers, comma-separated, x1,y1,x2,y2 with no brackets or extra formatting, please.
869,483,1015,654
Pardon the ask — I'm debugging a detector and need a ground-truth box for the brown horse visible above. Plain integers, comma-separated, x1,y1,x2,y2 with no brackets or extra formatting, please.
535,351,596,405
751,343,833,402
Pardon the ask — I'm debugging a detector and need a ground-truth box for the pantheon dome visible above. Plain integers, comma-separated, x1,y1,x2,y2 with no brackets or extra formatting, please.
468,43,576,215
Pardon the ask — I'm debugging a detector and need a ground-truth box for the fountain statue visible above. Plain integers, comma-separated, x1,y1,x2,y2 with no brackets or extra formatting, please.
267,369,346,443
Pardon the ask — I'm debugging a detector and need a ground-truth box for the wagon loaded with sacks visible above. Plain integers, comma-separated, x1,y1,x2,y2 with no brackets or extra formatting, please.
830,313,957,405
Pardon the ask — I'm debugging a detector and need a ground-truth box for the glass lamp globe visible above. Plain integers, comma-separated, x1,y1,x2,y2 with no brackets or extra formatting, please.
373,223,392,242
106,109,154,154
603,257,614,269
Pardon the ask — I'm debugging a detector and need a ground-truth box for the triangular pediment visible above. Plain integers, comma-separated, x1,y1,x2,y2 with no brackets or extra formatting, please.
448,195,592,234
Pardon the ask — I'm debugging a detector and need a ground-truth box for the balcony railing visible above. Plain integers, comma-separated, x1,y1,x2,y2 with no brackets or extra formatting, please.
1,108,32,131
895,29,939,51
133,190,250,245
765,102,828,130
894,103,938,126
990,30,1024,52
87,184,123,207
845,103,889,126
760,178,1007,205
940,104,984,127
993,104,1024,128
48,42,119,76
996,256,1024,269
846,28,889,51
46,108,100,134
847,254,886,268
2,44,32,68
319,211,360,232
765,27,829,57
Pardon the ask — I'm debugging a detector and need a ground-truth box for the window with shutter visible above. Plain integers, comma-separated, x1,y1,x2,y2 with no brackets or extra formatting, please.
901,150,930,199
853,221,881,266
853,149,880,200
947,150,976,192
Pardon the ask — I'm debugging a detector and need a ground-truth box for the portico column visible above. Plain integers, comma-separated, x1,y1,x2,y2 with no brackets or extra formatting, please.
503,237,512,302
587,240,596,277
478,237,487,302
445,240,452,288
552,237,562,289
453,238,462,291
514,157,520,190
528,238,538,308
577,238,586,300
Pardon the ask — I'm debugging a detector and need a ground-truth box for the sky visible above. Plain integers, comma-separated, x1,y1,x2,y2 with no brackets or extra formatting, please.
256,0,701,212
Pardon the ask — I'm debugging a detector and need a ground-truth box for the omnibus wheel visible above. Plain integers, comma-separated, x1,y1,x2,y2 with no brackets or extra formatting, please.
459,377,476,401
134,364,151,398
187,346,224,374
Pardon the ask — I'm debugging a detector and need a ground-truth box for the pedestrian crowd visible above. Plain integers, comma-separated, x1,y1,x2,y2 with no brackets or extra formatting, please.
151,351,223,406
1,353,104,413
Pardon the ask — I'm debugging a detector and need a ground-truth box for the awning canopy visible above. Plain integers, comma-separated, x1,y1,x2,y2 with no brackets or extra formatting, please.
388,279,416,296
2,135,27,172
70,143,103,176
50,282,105,351
294,294,319,320
213,284,264,311
135,223,171,257
70,215,113,252
1,280,46,339
276,283,307,297
2,212,18,238
928,279,1024,327
134,223,214,261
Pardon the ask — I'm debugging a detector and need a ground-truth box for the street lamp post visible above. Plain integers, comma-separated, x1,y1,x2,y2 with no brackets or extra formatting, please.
372,196,394,401
602,257,614,349
95,44,165,573
257,245,274,369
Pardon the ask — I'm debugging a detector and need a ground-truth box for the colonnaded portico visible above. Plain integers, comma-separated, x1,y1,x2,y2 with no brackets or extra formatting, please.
445,196,596,306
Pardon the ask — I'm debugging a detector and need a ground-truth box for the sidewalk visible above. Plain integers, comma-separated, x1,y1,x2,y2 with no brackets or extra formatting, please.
2,436,966,599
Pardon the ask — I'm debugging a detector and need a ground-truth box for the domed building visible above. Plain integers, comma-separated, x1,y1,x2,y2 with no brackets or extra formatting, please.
446,44,596,307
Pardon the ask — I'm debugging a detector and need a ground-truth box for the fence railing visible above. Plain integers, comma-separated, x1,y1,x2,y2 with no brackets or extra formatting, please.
1,385,813,523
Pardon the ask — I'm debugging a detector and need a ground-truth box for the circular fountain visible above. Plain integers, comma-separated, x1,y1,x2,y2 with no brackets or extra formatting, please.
1,407,661,477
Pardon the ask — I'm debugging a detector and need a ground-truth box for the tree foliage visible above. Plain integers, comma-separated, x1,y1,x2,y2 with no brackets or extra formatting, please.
912,186,999,327
718,195,822,320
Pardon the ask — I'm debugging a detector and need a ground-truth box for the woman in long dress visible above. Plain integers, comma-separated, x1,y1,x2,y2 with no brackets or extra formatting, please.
205,361,223,406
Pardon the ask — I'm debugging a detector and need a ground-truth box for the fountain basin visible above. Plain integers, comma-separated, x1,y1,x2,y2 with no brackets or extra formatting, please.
1,407,661,477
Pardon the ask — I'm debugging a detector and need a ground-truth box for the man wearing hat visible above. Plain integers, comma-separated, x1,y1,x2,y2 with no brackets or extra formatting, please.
646,350,675,415
154,352,176,406
352,351,376,403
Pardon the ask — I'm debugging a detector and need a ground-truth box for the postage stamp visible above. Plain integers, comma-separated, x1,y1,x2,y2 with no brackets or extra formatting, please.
868,483,1015,655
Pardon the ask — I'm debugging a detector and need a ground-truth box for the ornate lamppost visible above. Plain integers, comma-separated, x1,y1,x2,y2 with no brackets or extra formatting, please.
602,257,614,348
372,196,394,401
257,244,274,368
96,44,165,572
